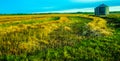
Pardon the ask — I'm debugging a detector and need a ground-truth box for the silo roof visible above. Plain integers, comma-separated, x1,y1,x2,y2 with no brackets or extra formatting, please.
98,4,108,7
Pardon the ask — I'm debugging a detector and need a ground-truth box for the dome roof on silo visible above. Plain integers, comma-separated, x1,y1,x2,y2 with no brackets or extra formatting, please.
98,4,108,7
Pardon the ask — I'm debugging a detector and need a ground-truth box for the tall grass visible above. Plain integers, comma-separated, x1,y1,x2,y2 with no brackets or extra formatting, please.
0,14,119,61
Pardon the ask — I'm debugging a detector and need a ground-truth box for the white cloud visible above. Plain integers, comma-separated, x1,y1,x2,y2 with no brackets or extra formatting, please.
50,8,94,13
71,0,108,3
51,6,120,13
34,8,94,13
110,6,120,11
34,6,120,13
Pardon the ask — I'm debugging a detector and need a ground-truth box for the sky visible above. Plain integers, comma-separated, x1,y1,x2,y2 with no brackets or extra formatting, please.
0,0,120,14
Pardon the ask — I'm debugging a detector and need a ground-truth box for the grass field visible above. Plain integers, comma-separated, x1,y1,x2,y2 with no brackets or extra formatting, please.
0,14,120,61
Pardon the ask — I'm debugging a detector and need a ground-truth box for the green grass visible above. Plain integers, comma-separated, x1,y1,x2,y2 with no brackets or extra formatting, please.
0,17,60,28
0,14,120,61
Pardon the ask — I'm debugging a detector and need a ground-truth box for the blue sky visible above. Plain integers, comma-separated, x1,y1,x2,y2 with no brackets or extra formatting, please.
0,0,120,13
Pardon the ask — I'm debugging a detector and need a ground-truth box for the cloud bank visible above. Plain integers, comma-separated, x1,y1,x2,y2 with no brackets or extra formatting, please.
35,6,120,13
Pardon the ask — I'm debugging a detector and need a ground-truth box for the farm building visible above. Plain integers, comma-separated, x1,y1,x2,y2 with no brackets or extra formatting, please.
95,4,109,16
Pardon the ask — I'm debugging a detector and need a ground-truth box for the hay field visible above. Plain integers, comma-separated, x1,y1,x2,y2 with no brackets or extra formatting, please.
0,14,120,61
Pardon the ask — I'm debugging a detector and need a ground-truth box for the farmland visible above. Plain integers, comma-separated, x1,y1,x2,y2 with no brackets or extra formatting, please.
0,14,120,61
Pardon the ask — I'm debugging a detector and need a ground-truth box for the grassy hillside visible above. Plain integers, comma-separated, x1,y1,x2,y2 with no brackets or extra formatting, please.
0,14,120,61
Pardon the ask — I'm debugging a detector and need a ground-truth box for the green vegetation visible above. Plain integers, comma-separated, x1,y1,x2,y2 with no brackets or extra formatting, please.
0,14,120,61
0,17,60,28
